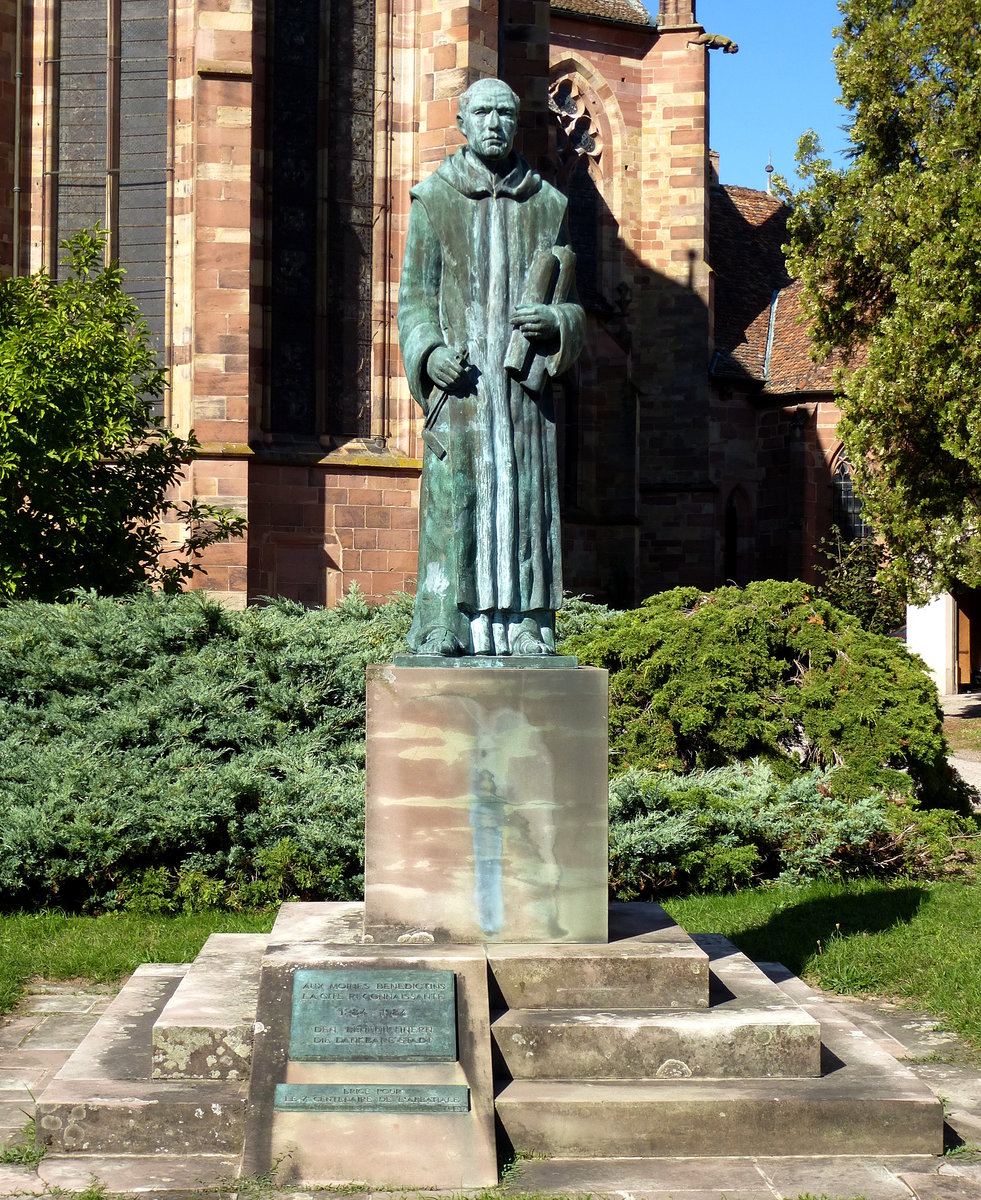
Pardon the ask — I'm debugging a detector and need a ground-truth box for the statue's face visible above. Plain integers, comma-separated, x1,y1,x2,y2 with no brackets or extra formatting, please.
458,83,518,165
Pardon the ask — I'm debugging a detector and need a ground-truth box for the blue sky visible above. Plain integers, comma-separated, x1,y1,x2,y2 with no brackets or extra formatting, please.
688,0,850,190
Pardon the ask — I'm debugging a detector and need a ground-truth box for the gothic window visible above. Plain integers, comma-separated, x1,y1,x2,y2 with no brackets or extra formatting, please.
548,76,603,311
55,0,169,377
832,456,871,542
266,0,374,439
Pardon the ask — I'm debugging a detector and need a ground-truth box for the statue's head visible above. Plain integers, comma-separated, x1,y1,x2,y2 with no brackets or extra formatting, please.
457,78,520,166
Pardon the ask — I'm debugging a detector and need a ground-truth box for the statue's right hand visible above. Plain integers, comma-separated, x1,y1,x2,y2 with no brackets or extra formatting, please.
427,345,466,390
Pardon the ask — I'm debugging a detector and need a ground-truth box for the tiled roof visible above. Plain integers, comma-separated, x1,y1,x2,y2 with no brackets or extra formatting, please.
709,185,791,384
710,184,842,395
766,279,845,393
550,0,654,27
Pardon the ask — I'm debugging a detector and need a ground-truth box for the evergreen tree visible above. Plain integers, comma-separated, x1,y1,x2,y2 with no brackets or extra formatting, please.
787,0,981,597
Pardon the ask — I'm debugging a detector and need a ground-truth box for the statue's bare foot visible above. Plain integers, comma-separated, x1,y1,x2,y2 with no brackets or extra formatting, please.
419,627,463,656
511,630,554,656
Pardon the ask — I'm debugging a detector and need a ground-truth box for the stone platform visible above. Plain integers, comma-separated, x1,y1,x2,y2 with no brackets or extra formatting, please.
30,901,944,1189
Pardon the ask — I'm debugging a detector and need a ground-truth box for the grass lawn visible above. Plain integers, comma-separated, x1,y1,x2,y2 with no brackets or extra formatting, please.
664,876,981,1054
944,716,981,754
0,909,275,1014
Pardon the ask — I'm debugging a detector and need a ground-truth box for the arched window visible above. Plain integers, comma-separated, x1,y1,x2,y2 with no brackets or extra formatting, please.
832,457,871,542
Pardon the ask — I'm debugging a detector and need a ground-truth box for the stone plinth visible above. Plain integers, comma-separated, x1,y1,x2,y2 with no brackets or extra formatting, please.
241,944,497,1189
364,664,609,944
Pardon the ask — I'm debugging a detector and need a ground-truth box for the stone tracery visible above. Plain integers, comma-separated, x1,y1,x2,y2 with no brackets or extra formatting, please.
548,76,603,186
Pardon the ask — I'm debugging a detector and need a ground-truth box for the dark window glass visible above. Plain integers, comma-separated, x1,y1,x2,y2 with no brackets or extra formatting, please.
267,0,375,438
56,0,169,406
832,458,871,542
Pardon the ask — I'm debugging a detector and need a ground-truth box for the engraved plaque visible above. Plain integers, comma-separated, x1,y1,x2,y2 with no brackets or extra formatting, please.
289,968,457,1061
274,1082,470,1113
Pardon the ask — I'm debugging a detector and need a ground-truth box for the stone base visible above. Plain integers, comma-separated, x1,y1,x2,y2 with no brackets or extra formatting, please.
32,902,945,1189
364,664,609,944
241,915,497,1189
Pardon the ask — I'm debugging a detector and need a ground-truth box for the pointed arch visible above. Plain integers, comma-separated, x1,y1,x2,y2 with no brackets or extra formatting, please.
723,485,754,586
830,445,871,542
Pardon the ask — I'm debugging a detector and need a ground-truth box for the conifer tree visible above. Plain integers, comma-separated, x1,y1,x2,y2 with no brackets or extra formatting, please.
787,0,981,596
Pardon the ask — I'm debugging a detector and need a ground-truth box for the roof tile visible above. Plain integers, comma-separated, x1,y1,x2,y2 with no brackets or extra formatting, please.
550,0,654,27
710,184,845,395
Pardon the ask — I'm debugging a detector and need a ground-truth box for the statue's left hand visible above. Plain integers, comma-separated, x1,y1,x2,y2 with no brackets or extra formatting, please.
511,303,559,341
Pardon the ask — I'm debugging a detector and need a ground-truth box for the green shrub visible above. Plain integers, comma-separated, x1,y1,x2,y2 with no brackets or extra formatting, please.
0,228,245,601
0,584,971,915
565,579,956,807
0,588,411,911
609,763,978,898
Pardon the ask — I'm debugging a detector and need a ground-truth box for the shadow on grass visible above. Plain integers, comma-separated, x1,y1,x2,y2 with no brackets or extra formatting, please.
722,884,926,977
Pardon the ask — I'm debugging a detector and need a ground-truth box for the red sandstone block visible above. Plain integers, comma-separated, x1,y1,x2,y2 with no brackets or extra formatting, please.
388,550,418,573
382,487,413,507
361,549,390,573
377,527,415,552
364,504,393,529
323,486,350,505
335,504,366,528
346,571,377,596
419,128,449,149
196,566,232,589
427,98,451,127
353,527,378,549
216,334,249,355
199,542,247,567
197,287,249,314
200,459,248,482
433,42,456,70
348,486,384,506
268,503,300,527
218,269,250,290
391,506,419,530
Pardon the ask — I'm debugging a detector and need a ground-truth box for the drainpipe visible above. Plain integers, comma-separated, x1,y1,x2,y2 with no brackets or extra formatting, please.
12,0,23,275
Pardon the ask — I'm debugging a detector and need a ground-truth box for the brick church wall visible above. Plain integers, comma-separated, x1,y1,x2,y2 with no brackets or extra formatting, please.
0,0,16,275
13,0,841,611
550,0,715,605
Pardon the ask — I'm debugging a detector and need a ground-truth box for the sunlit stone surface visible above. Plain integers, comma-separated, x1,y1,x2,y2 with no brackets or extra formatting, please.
364,664,609,944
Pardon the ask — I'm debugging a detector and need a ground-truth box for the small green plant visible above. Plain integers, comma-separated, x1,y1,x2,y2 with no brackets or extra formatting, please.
0,227,245,601
72,1184,109,1200
0,1117,44,1168
815,528,906,635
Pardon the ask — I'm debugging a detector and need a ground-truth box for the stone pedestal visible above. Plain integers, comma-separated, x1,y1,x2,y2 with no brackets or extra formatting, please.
364,664,609,944
241,914,497,1189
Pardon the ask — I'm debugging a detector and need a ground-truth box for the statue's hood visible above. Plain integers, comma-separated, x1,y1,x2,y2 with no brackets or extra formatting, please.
435,147,542,200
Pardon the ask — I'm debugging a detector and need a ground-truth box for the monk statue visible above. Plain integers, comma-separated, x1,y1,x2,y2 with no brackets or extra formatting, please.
398,78,585,657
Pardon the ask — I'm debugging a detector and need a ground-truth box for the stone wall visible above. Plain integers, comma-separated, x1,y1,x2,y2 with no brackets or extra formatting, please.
0,0,16,275
11,0,843,611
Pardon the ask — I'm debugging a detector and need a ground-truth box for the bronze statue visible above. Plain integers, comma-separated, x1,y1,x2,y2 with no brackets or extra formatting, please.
398,78,585,657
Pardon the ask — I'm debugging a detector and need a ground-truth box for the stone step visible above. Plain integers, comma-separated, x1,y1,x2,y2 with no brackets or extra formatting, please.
492,1005,821,1081
152,932,268,1081
487,903,710,1011
36,965,248,1157
38,1152,241,1194
492,931,821,1080
495,1072,942,1158
496,938,944,1160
